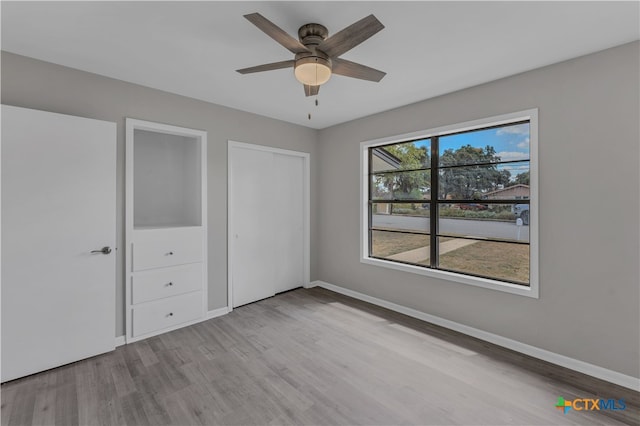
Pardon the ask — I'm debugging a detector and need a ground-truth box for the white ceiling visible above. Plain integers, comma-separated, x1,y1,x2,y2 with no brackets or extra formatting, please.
2,1,639,129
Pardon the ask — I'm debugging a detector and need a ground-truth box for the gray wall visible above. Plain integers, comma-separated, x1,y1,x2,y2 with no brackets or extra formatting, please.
316,41,640,378
1,51,319,337
3,42,638,379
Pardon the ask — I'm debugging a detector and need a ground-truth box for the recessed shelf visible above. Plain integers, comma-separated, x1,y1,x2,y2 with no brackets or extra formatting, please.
133,129,202,228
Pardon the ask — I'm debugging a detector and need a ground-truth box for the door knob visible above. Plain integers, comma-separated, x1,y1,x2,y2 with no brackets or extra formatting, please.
91,246,112,255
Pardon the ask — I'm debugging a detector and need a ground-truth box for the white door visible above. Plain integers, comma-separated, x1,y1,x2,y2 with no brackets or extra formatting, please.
272,153,305,294
229,143,307,308
1,105,116,382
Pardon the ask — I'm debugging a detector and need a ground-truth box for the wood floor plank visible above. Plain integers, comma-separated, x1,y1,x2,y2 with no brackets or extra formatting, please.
5,377,37,426
120,343,146,379
177,362,234,416
109,350,137,398
137,391,173,426
31,384,56,426
0,382,16,426
134,341,159,368
166,383,224,425
1,287,638,425
119,392,151,426
74,358,100,426
53,370,78,426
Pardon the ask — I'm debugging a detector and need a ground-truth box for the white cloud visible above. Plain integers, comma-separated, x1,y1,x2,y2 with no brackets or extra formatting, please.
496,151,529,161
496,124,529,136
516,137,530,149
497,163,529,179
504,165,529,173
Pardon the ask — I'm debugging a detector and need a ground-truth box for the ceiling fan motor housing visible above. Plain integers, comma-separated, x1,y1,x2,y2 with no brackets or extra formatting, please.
294,50,331,68
298,23,328,46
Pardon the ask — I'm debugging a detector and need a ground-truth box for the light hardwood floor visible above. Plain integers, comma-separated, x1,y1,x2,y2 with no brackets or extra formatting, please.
2,287,638,425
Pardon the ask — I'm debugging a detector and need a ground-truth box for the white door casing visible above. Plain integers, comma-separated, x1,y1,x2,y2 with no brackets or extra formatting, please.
1,105,116,382
228,141,309,308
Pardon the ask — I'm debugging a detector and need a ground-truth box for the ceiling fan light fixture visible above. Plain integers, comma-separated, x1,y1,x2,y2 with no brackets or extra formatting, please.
294,56,332,86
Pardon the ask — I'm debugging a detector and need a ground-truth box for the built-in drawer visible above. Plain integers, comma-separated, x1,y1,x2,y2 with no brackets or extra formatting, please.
133,227,203,271
132,263,202,304
132,291,202,337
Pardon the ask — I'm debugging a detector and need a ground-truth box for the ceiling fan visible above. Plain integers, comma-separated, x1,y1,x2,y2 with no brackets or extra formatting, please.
236,13,386,97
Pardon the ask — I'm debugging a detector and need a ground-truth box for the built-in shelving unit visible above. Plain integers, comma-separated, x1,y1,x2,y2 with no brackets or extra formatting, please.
125,118,207,343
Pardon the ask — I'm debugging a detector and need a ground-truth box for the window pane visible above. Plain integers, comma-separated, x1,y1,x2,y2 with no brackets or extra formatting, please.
372,203,430,232
438,203,530,242
438,162,529,200
371,230,430,265
371,170,430,200
371,139,430,172
438,238,529,285
439,122,530,167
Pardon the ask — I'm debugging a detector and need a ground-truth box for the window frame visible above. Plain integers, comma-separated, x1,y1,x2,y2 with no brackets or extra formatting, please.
360,109,539,298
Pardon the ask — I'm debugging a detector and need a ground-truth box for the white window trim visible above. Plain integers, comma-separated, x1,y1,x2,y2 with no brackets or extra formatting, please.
360,109,539,298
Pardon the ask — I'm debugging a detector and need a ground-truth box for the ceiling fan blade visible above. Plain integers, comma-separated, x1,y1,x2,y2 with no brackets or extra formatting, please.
332,58,386,82
236,60,295,74
244,13,310,54
318,14,384,58
304,84,320,97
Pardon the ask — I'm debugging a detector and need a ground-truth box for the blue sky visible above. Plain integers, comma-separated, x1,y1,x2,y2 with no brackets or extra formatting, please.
404,123,530,181
413,123,529,160
442,122,530,180
440,123,530,161
412,123,530,181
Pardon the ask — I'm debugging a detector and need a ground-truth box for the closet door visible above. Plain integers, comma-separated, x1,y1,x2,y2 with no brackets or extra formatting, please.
230,146,276,307
229,143,308,308
1,105,116,382
272,153,305,294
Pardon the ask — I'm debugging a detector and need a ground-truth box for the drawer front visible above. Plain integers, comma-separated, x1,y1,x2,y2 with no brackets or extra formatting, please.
132,291,202,337
133,227,203,271
132,263,202,304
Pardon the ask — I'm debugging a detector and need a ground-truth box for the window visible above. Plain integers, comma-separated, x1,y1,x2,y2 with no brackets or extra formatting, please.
361,110,538,297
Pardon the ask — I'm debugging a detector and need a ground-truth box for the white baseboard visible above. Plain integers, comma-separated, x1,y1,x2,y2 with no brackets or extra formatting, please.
207,306,230,319
115,335,126,347
309,280,640,391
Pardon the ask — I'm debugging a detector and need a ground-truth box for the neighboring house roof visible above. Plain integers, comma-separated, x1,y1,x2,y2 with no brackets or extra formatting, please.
372,147,402,169
484,183,530,195
482,184,530,199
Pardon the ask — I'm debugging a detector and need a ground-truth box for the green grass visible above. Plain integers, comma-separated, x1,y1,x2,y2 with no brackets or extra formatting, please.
371,230,529,284
439,241,529,284
371,230,429,257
